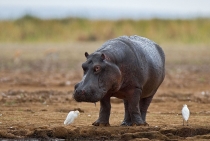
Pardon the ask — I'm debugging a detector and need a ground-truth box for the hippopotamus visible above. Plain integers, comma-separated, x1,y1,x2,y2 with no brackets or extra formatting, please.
73,35,165,126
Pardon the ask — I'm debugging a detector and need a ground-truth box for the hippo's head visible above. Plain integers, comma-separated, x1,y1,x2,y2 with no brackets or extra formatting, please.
73,52,122,103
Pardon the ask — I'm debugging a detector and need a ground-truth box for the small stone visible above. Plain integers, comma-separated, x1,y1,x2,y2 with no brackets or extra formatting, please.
201,91,205,95
65,81,71,86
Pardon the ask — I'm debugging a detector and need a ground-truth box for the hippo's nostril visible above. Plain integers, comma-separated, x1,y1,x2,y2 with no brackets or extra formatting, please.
75,88,85,95
81,90,85,95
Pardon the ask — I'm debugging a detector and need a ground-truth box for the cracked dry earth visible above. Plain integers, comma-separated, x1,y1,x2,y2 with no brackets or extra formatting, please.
0,64,210,141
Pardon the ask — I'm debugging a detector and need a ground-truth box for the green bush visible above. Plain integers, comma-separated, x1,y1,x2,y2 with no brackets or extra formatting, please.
0,15,210,43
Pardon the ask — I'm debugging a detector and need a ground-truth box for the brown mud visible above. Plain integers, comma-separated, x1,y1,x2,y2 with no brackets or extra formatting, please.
0,65,210,140
0,43,210,140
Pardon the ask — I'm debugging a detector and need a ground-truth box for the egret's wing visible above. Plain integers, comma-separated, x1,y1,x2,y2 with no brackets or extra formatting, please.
72,113,79,119
182,107,190,120
64,111,74,125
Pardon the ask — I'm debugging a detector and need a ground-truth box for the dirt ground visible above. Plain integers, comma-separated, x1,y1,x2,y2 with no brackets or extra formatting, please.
0,43,210,140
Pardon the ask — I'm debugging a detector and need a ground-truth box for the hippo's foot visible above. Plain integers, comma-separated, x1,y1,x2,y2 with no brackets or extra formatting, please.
131,122,149,126
131,116,149,126
121,121,149,126
121,115,149,126
121,120,132,126
92,120,110,126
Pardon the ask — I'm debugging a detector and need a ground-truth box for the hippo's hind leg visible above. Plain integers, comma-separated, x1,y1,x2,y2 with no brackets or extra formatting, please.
121,99,132,126
139,93,155,124
125,88,147,126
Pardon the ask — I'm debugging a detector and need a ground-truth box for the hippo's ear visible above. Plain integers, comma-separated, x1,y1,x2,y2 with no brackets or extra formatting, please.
101,53,110,61
85,52,89,58
101,53,106,60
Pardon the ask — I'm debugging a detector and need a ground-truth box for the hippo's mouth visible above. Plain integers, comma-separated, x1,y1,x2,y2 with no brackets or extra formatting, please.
73,89,107,103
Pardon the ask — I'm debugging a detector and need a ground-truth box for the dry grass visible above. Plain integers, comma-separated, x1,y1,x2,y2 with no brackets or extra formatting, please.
0,16,210,43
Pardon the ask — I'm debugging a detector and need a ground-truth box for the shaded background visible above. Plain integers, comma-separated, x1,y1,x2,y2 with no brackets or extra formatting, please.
1,0,210,20
0,1,210,140
0,0,210,76
0,0,209,79
1,0,210,44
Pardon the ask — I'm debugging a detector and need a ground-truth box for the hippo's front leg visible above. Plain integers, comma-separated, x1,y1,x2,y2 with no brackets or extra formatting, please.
121,99,132,126
92,95,111,126
127,88,147,126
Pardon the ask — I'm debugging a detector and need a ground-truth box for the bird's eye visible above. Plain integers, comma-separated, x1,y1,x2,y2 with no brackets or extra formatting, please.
94,65,101,73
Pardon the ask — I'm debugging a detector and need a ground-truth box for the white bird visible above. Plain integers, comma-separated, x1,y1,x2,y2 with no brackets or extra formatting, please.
182,104,190,126
64,110,80,125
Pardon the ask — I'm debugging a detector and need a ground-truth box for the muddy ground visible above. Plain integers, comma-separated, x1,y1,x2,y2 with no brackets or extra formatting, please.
0,43,210,140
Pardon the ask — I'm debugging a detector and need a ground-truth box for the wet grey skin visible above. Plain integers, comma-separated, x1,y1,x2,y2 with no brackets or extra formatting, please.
73,35,165,126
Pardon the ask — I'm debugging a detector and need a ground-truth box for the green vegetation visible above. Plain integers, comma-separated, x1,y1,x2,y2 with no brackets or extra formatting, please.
0,15,210,43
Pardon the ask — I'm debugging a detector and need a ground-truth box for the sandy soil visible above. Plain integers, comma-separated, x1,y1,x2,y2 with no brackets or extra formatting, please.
0,65,210,141
0,43,210,140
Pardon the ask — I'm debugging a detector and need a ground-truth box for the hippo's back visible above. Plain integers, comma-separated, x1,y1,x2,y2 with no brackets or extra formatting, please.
101,35,165,73
126,35,165,72
97,35,164,65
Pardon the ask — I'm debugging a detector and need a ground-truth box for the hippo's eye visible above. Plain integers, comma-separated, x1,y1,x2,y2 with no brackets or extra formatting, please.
93,65,101,73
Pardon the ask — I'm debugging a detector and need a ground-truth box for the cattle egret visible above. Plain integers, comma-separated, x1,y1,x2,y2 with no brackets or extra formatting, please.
182,104,190,126
64,110,80,125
